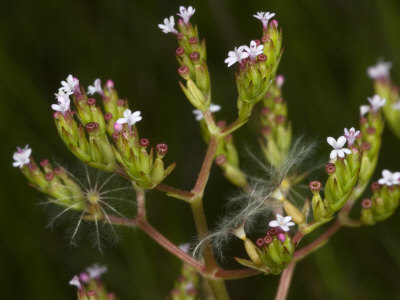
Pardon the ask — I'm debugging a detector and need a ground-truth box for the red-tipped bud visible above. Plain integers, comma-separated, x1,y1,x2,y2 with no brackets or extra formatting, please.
256,238,265,248
261,126,271,135
215,154,227,166
54,167,65,176
275,115,286,124
371,181,381,192
268,228,280,236
216,120,226,128
112,131,120,141
156,143,168,157
189,51,200,62
362,198,372,209
255,39,261,46
40,159,49,167
264,235,273,244
189,36,198,44
85,122,99,133
45,172,54,181
87,291,97,296
175,46,185,56
309,180,322,193
178,65,190,77
104,112,113,121
325,163,336,175
277,233,286,242
87,98,96,106
274,97,283,103
270,19,278,27
261,34,269,43
257,54,267,62
361,141,371,151
117,99,125,106
367,127,376,134
177,33,184,40
261,107,270,115
140,138,150,147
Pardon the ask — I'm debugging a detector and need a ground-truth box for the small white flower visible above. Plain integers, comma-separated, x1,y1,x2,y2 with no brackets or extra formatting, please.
367,94,386,112
253,11,275,29
367,60,392,80
393,100,400,111
60,74,79,94
177,6,195,24
224,46,249,67
179,243,190,253
327,136,352,159
243,40,264,60
192,103,221,121
51,91,71,114
158,16,178,34
69,275,81,289
116,109,142,128
269,214,295,232
87,78,103,96
343,127,360,146
12,145,32,168
360,105,371,116
86,264,107,279
378,169,400,186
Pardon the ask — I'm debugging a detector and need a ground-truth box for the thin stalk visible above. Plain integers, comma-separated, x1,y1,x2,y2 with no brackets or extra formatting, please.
275,262,296,300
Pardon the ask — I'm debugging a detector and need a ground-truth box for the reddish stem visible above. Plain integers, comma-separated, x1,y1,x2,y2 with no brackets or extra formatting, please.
214,268,261,280
275,261,296,300
193,136,219,195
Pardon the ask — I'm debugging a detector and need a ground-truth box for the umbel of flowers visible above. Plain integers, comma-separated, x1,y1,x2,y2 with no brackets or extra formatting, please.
308,132,363,231
233,214,295,275
360,170,400,225
50,76,175,189
368,60,400,138
226,14,283,121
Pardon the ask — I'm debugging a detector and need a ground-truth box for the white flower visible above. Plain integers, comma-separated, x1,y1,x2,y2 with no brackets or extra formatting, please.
269,214,295,232
60,74,79,94
224,46,249,67
367,94,386,112
86,264,107,279
69,275,81,289
360,105,371,116
378,169,400,186
87,78,103,96
253,11,275,29
243,40,264,60
327,136,352,159
177,6,195,24
192,103,221,121
343,127,360,146
367,61,392,80
158,16,178,34
51,91,71,114
116,109,142,128
393,100,400,110
179,243,190,253
12,145,32,168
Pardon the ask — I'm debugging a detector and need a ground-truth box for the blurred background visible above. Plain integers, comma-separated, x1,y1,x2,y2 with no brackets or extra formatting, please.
1,0,400,299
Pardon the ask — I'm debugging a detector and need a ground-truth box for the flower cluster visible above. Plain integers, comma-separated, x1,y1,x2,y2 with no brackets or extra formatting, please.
158,6,195,35
70,264,118,300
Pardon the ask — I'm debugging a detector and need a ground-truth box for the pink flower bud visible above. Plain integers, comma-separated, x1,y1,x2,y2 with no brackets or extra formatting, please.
156,143,168,157
140,138,150,147
114,122,123,132
277,233,286,242
45,172,54,181
361,198,372,209
325,163,336,175
190,51,200,62
87,98,96,106
189,36,198,44
256,238,265,247
264,235,273,244
309,180,322,193
104,112,113,121
117,99,125,106
175,46,185,56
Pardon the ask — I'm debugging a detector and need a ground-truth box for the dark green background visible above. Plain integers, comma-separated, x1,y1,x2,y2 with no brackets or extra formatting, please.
1,0,400,299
